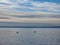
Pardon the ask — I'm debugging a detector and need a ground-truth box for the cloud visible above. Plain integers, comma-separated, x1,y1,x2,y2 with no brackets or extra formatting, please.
0,9,60,24
0,0,9,3
0,0,60,24
0,17,10,19
0,2,9,5
0,0,60,13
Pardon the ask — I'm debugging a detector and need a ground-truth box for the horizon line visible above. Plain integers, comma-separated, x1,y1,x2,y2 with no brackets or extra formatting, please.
0,26,60,28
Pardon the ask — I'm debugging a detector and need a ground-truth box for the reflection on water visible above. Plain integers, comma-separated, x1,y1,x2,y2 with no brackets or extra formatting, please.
0,28,60,45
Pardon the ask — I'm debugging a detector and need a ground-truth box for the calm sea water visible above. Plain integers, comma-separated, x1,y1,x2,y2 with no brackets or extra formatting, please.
0,28,60,45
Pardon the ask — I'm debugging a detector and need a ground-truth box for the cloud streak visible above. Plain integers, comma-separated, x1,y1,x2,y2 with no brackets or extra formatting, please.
0,0,60,25
0,10,60,24
0,0,60,13
0,17,10,19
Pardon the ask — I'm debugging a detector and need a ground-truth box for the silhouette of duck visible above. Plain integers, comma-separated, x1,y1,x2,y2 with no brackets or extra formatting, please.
16,32,19,34
34,31,36,33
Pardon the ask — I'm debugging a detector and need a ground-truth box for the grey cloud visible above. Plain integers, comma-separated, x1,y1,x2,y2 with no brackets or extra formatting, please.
0,9,60,18
4,14,46,18
49,15,60,18
0,2,9,5
0,11,60,18
9,14,60,18
0,17,10,19
45,14,60,18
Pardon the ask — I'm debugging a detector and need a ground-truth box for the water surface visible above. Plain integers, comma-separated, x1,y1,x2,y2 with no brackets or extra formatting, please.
0,28,60,45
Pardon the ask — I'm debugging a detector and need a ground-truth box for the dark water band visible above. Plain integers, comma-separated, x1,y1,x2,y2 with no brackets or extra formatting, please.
0,26,60,28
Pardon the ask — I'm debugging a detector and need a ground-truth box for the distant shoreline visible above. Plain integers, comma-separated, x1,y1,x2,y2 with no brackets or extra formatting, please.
0,26,60,28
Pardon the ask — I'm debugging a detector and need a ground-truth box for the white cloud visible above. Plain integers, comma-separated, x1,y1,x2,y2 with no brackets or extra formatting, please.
31,2,60,13
0,0,9,3
0,0,60,13
0,0,60,24
0,8,60,24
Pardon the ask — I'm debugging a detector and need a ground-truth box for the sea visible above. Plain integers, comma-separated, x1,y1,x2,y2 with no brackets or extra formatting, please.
0,28,60,45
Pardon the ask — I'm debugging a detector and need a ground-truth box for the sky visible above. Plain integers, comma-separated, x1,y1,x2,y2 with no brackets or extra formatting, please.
0,0,60,24
0,0,60,12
